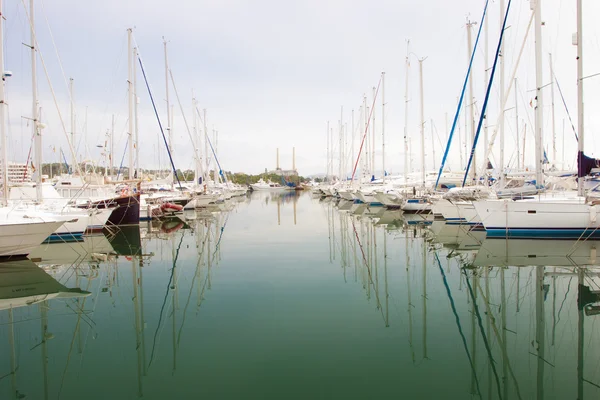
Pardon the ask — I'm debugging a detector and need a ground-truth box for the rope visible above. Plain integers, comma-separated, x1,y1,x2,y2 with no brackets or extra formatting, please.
351,76,383,183
195,107,228,184
463,0,513,187
434,0,490,190
116,140,128,181
553,72,578,142
136,52,183,189
168,69,203,179
18,0,83,177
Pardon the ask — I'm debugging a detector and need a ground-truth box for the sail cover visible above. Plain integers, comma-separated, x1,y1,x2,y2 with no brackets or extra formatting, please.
578,151,600,177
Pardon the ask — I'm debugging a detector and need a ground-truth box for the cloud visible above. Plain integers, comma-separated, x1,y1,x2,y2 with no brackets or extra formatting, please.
3,0,599,177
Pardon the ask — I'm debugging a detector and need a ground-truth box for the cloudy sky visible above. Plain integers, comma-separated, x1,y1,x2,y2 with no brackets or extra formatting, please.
3,0,600,176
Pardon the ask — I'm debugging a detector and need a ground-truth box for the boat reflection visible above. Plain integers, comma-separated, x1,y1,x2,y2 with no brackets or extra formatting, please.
0,260,90,309
324,199,600,399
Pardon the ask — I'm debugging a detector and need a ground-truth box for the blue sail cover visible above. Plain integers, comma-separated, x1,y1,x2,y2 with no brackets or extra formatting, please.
578,151,600,177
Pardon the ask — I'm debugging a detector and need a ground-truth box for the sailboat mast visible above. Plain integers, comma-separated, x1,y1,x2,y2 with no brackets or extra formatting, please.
70,77,75,170
110,114,114,178
134,46,139,179
430,119,435,171
127,28,134,180
382,72,386,184
499,0,506,183
515,78,520,170
363,95,368,180
193,96,201,185
403,41,410,183
418,58,425,187
203,109,207,184
0,0,7,205
483,3,489,159
466,19,476,183
30,0,41,201
533,0,545,187
576,0,584,196
549,53,556,168
339,106,343,181
371,87,376,178
351,109,354,183
326,121,330,182
163,38,173,186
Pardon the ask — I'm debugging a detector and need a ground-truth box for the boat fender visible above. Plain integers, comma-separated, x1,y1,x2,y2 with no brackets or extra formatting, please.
591,205,597,224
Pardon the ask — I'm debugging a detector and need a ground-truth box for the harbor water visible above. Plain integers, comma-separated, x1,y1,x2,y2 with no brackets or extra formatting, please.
1,191,599,399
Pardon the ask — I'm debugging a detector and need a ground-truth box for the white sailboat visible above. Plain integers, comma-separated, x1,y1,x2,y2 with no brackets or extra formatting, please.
474,0,598,239
402,55,432,214
0,0,70,258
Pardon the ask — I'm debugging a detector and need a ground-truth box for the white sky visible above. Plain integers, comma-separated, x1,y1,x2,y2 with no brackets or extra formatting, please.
3,0,600,176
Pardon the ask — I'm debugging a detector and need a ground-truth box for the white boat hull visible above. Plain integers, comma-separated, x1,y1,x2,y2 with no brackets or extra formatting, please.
0,218,65,257
474,197,600,239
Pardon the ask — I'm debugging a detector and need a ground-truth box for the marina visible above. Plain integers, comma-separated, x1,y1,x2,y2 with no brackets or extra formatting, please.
0,0,599,398
0,192,599,399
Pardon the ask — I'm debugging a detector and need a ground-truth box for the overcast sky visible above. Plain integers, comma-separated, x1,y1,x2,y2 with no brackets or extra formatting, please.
3,0,600,176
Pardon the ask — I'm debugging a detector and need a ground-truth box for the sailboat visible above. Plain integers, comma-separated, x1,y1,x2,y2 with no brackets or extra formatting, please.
473,0,599,239
0,0,72,257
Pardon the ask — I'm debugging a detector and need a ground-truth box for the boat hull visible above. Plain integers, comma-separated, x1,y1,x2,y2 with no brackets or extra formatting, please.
0,219,65,258
474,198,600,239
84,194,140,225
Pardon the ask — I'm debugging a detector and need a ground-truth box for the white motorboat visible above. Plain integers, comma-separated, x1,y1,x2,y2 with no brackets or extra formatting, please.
250,179,287,191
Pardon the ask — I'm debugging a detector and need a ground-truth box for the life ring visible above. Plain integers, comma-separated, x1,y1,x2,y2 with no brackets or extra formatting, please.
160,202,184,213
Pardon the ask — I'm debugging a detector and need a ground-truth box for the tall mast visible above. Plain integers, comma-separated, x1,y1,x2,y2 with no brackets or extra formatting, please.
499,0,506,184
363,95,368,180
31,0,41,201
371,87,376,178
418,58,425,187
203,109,207,183
576,0,584,196
430,119,435,171
110,114,114,178
339,106,343,181
515,78,520,170
351,109,354,181
533,0,545,188
163,38,172,186
127,28,134,180
193,95,201,185
326,121,329,182
0,0,7,206
134,46,139,179
483,2,489,161
549,53,556,168
70,77,75,170
382,72,386,184
467,19,477,184
403,40,410,184
213,128,217,183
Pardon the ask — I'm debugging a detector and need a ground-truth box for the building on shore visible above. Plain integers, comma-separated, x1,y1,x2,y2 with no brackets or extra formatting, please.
0,162,32,183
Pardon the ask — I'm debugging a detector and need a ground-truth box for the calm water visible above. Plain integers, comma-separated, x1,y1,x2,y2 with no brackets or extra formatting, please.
1,191,600,399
